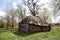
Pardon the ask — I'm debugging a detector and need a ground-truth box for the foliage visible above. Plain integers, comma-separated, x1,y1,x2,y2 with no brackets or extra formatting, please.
2,4,26,29
51,0,60,16
4,14,11,29
0,18,5,28
39,8,49,21
16,5,26,22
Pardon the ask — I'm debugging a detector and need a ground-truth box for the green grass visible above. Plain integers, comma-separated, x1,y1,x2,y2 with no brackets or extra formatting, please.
0,27,60,40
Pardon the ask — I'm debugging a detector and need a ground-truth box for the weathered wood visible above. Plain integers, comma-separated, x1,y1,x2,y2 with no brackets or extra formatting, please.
28,24,41,32
41,26,51,31
20,24,28,32
19,16,51,33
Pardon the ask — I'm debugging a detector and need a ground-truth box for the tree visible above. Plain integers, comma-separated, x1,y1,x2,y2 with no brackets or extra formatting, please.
8,9,17,28
23,0,42,16
51,0,60,16
5,5,26,29
39,8,49,21
16,5,26,22
4,13,11,29
0,18,5,28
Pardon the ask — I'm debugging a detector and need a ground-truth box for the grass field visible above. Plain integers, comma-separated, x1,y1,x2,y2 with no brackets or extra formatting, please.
0,26,60,40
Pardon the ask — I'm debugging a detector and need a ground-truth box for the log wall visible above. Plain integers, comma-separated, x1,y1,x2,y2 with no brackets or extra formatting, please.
20,24,28,32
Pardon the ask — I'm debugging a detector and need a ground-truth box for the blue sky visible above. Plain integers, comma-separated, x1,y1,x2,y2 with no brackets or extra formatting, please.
0,0,22,11
0,0,23,17
0,0,7,11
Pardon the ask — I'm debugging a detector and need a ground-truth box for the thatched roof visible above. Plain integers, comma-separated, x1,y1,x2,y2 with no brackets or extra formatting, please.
20,16,49,26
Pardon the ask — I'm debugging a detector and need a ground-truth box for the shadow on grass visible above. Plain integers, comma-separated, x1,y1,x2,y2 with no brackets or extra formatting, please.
14,31,29,37
13,30,51,37
0,28,51,37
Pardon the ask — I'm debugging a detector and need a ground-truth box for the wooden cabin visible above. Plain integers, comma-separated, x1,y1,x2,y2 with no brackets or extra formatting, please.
19,16,51,33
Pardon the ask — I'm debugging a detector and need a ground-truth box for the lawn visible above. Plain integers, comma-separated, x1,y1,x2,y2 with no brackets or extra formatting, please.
0,27,60,40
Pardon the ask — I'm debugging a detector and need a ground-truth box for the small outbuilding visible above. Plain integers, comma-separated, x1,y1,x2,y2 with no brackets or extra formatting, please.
19,16,51,33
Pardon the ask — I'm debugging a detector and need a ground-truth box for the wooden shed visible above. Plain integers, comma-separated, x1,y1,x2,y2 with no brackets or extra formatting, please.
19,16,51,33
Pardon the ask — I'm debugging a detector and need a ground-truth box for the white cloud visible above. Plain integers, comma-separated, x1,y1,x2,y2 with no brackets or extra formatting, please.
12,2,18,9
50,15,60,23
25,6,31,16
0,10,7,17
